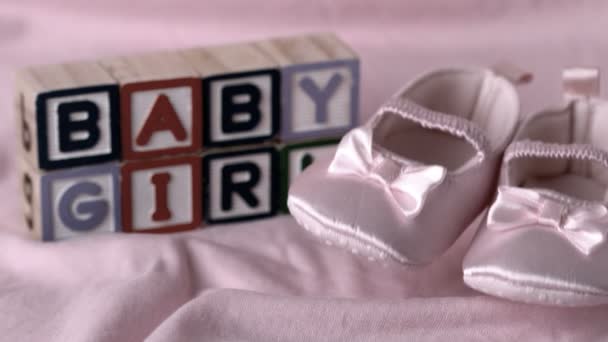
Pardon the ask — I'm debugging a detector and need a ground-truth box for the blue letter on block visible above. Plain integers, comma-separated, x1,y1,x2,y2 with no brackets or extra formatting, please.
58,182,108,231
298,73,344,124
281,60,359,142
41,163,121,241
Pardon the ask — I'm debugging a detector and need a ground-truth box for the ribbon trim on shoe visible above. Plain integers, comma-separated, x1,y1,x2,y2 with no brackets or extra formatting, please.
488,186,607,255
328,125,446,217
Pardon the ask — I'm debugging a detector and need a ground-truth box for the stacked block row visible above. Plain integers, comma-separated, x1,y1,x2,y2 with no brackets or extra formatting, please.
16,33,359,240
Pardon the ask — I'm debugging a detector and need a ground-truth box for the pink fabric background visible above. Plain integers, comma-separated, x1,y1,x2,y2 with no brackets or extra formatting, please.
2,1,608,340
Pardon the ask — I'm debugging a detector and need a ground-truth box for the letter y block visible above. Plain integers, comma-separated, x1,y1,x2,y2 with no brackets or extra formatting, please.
257,33,359,142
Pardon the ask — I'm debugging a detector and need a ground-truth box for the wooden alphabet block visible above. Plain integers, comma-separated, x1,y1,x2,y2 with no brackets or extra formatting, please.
16,62,121,170
15,33,361,238
279,139,339,212
180,43,280,148
20,159,121,241
203,146,278,223
256,33,359,142
121,156,202,233
99,51,202,160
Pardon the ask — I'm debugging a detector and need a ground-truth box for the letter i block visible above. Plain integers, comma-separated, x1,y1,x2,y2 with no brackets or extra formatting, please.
279,139,339,212
121,156,202,233
180,43,280,147
16,62,121,170
257,33,359,142
99,52,202,160
20,159,121,241
203,147,279,223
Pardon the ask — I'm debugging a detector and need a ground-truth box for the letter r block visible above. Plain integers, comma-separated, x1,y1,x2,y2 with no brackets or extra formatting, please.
203,147,279,223
16,62,121,170
257,33,359,142
19,159,121,241
121,156,202,233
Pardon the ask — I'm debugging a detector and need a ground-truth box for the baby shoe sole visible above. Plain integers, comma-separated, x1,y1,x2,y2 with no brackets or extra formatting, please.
464,269,608,307
288,196,411,264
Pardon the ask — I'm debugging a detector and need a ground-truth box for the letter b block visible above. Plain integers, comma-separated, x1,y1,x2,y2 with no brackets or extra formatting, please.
181,43,281,147
20,160,121,241
16,62,121,170
203,147,278,223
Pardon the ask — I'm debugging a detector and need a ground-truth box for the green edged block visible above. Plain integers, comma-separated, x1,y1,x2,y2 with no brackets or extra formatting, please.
279,138,340,213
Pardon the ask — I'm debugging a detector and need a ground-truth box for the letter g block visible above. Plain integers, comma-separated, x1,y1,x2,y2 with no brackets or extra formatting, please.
19,162,121,241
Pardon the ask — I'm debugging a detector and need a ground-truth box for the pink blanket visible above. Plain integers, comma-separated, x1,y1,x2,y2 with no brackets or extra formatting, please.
2,1,608,340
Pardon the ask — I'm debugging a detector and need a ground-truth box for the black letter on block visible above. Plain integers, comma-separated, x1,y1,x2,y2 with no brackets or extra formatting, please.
300,153,315,171
22,173,33,230
21,116,32,152
221,84,262,133
58,100,100,152
221,162,261,211
19,95,32,152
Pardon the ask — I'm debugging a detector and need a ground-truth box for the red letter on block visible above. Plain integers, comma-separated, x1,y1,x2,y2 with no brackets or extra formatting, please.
120,78,202,161
136,94,187,146
150,172,172,221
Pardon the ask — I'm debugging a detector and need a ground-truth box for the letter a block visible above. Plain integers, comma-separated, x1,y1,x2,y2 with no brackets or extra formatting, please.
20,159,121,241
100,52,202,160
16,62,121,170
203,147,278,223
257,33,359,142
279,139,339,212
121,156,202,233
181,43,280,147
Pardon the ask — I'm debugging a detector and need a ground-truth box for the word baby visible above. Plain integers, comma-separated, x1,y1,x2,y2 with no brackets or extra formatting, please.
17,33,359,240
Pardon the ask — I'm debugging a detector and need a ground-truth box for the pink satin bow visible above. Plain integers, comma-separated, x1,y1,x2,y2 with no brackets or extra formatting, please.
328,125,446,217
488,186,607,255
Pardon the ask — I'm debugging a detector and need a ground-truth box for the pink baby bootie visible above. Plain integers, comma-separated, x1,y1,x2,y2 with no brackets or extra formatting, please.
288,68,521,264
464,76,608,306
